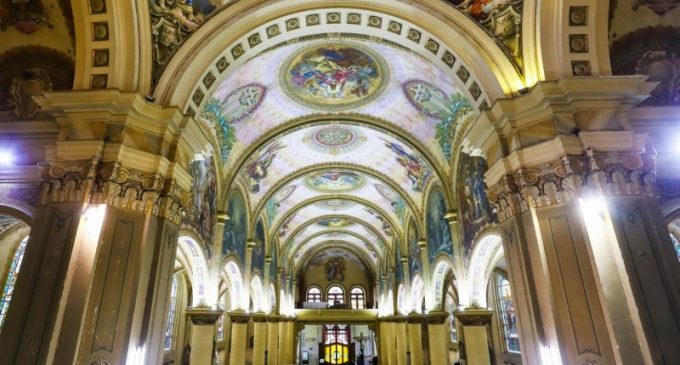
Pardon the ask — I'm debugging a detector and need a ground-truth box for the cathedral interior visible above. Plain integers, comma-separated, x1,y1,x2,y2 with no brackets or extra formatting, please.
0,1,680,365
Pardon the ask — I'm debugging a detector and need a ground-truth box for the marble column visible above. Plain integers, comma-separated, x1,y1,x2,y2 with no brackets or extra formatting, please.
252,313,269,365
454,309,493,365
406,315,424,365
267,316,280,365
229,311,251,365
426,312,449,365
393,317,408,365
187,308,223,365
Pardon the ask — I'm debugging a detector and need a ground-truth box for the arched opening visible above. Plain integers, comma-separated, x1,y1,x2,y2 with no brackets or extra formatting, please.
350,286,366,309
327,285,345,307
0,213,30,332
306,286,322,303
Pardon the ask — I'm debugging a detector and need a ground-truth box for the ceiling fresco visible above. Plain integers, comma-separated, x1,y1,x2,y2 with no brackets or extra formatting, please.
237,123,437,213
286,224,384,256
201,38,474,169
261,170,414,237
274,201,395,245
307,248,365,269
292,233,380,268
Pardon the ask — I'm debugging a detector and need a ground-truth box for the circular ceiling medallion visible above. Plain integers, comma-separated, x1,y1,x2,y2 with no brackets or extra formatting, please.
219,83,266,123
305,170,365,192
280,41,389,110
402,79,449,119
303,125,366,154
316,199,355,210
317,217,355,227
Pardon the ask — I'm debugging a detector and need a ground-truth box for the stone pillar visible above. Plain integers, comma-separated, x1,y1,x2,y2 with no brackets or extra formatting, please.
278,319,288,365
426,312,449,365
406,315,424,365
378,320,388,365
454,309,493,365
267,316,280,365
393,317,408,365
285,319,296,365
253,313,269,365
187,308,223,365
487,141,680,364
229,311,251,365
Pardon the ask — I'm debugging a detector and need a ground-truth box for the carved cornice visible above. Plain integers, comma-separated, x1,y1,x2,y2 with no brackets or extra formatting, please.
228,311,251,324
425,311,449,325
38,160,190,224
453,309,493,326
186,308,224,325
487,150,657,222
406,314,425,324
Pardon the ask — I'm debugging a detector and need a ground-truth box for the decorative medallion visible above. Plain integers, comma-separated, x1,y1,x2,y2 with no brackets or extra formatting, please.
280,42,389,110
317,217,355,227
218,83,266,123
305,170,365,192
303,125,366,154
316,199,355,209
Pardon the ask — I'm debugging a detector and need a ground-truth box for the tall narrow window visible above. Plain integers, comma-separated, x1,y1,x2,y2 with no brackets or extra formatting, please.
0,236,28,330
164,275,178,350
497,276,520,353
307,287,322,302
350,287,365,309
327,285,345,305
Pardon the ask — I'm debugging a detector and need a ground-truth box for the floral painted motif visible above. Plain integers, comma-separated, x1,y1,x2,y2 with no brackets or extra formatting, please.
381,138,432,192
403,80,473,160
243,140,285,193
282,43,388,109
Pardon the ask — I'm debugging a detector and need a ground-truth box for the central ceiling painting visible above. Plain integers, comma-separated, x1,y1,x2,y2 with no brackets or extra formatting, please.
281,42,389,110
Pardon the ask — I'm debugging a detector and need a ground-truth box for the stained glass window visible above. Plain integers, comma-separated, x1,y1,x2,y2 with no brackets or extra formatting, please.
164,275,178,350
0,236,28,331
307,287,321,302
327,285,344,305
350,287,365,309
498,276,520,353
670,234,680,263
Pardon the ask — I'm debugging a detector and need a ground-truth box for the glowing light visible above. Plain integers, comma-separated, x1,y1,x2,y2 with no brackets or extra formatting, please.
0,150,13,166
127,345,147,365
579,197,607,216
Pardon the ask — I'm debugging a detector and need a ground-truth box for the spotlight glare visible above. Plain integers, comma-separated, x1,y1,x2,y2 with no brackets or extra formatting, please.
0,150,14,166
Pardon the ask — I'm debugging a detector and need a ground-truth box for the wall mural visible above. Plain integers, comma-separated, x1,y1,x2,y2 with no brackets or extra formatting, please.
184,155,217,258
305,170,366,192
280,42,389,110
303,125,367,155
252,220,266,275
395,237,404,284
264,185,296,228
242,140,285,193
201,84,266,161
223,190,247,265
444,0,523,70
316,199,355,210
364,208,394,237
426,186,454,263
382,138,433,192
457,152,496,258
325,257,345,281
408,217,423,279
403,80,474,160
149,0,220,85
374,184,407,224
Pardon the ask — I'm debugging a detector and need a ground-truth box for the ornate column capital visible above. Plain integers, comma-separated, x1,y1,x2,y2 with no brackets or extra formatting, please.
453,309,494,326
406,313,425,324
487,149,657,222
228,310,251,324
267,315,281,323
444,211,459,224
252,313,269,323
217,211,229,223
186,308,224,325
425,311,449,325
247,240,257,249
417,239,427,250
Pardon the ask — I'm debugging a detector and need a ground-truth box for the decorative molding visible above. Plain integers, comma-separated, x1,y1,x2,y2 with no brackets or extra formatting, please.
228,311,251,324
425,311,448,325
487,150,657,222
186,308,224,325
453,309,493,326
38,160,190,224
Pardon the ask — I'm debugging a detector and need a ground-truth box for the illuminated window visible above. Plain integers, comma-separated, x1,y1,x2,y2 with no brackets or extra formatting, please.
327,285,345,305
670,234,680,263
217,293,226,341
497,276,520,353
0,236,28,331
350,287,365,309
164,275,178,350
445,284,458,343
307,287,322,302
